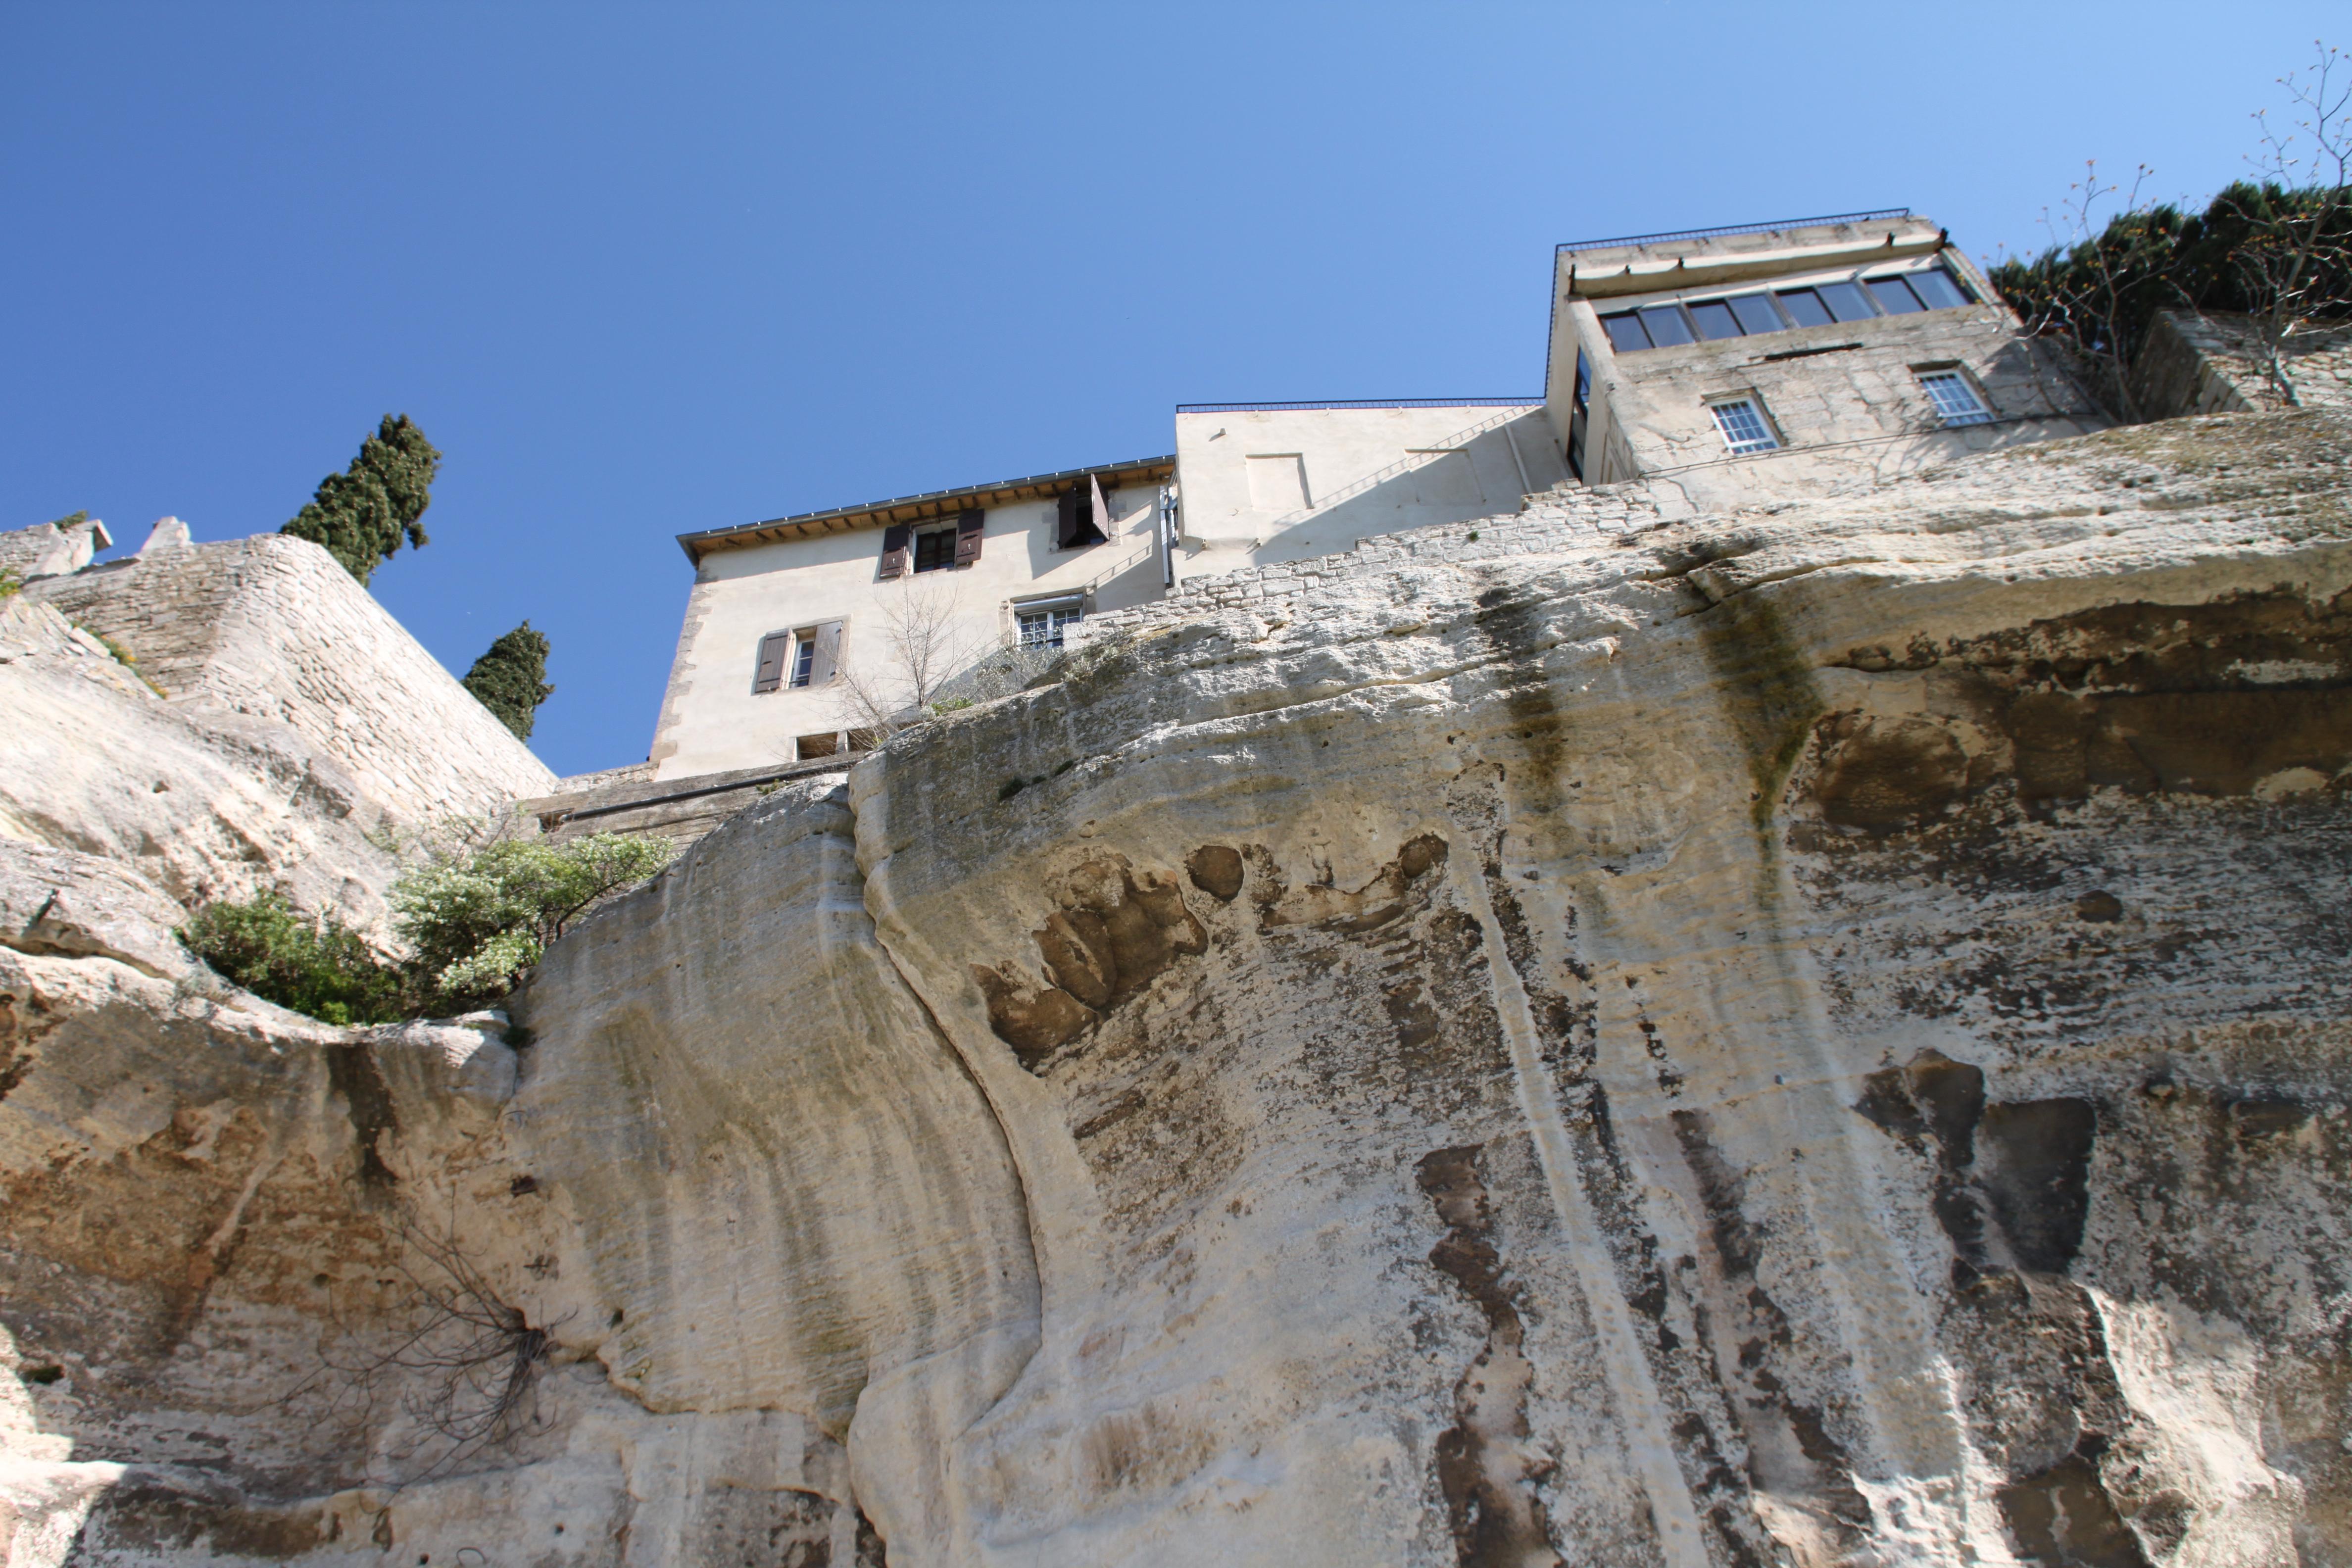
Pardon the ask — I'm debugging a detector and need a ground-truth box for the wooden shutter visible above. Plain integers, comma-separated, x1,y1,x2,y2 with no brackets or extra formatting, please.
1055,491,1080,548
753,631,791,693
878,524,912,579
954,508,984,566
809,620,842,686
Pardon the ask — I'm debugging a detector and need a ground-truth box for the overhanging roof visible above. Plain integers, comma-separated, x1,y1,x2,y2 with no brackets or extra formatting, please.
677,454,1176,565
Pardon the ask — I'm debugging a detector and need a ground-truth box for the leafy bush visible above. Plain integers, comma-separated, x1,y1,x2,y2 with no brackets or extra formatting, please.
392,833,675,1010
181,892,407,1026
182,833,673,1025
1990,181,2352,417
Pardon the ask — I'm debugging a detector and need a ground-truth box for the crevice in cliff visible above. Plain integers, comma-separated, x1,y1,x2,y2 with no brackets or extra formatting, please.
1437,782,1714,1568
1667,1107,1877,1557
325,1040,399,1195
1416,1143,1560,1568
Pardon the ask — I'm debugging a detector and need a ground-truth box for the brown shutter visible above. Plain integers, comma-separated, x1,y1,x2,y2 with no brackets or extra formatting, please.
954,508,984,566
810,620,842,686
1055,490,1079,548
878,523,911,578
753,631,791,693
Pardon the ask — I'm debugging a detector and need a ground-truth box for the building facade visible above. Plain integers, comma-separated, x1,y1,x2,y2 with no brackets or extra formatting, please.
646,206,2109,788
1545,209,2107,509
650,456,1175,780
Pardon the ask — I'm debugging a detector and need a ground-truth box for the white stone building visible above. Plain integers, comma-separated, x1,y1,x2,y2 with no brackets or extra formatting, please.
643,205,2109,790
1544,209,2107,508
650,456,1177,780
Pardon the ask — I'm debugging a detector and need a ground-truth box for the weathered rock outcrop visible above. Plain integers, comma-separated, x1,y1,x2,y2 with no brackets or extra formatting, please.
23,531,556,824
1,595,401,936
8,411,2352,1565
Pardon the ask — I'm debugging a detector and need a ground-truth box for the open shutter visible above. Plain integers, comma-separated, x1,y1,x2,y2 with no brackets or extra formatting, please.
954,508,984,566
809,620,842,686
753,631,791,693
878,523,911,579
1057,490,1094,548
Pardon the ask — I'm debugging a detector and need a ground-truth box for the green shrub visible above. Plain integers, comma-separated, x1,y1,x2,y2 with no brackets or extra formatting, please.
392,833,675,1009
181,892,407,1026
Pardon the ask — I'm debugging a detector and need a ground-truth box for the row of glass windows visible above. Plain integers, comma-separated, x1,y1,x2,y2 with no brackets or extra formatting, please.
1601,266,1975,353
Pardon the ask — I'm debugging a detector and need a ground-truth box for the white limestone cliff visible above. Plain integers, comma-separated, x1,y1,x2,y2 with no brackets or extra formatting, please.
6,411,2352,1565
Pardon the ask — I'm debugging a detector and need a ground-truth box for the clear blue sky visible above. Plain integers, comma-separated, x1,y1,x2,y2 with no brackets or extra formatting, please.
3,3,2339,776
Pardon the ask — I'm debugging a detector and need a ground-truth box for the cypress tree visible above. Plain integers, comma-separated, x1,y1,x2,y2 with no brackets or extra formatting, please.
463,621,555,741
281,414,441,585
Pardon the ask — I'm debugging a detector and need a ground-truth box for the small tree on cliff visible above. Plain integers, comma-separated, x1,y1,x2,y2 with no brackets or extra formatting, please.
282,414,441,585
462,621,554,741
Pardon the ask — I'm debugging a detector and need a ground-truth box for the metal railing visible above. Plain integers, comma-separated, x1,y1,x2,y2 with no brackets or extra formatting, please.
1557,209,1913,255
1176,396,1540,415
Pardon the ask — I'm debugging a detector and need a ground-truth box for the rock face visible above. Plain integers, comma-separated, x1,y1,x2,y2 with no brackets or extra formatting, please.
8,411,2352,1566
0,595,402,933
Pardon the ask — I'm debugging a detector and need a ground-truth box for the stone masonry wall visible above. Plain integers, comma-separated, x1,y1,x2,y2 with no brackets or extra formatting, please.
27,533,555,822
2133,308,2352,419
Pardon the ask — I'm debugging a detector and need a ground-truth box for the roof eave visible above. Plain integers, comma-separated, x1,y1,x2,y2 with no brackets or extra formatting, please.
677,454,1176,565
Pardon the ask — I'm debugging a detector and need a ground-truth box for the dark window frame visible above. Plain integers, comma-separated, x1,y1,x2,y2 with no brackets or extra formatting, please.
911,526,958,573
1599,262,1979,355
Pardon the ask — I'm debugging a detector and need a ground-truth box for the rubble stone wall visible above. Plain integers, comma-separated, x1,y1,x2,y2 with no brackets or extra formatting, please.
26,533,555,823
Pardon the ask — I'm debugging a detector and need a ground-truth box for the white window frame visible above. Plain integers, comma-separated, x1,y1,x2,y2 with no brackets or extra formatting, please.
1707,396,1780,455
1916,368,1994,427
1013,594,1085,650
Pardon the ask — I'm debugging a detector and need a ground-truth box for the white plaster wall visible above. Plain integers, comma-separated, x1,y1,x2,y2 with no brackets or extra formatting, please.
652,490,1164,780
1171,405,1568,581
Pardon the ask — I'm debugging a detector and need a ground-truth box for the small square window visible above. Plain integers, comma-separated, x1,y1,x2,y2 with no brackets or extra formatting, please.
1017,601,1083,649
795,732,839,760
1775,288,1836,328
1602,312,1651,352
1918,371,1993,426
1710,399,1779,454
912,528,957,573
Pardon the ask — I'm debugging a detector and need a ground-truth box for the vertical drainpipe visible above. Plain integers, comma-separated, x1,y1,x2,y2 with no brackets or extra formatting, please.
1159,485,1179,588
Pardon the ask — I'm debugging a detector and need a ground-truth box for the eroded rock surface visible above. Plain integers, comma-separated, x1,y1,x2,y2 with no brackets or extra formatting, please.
7,411,2352,1565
